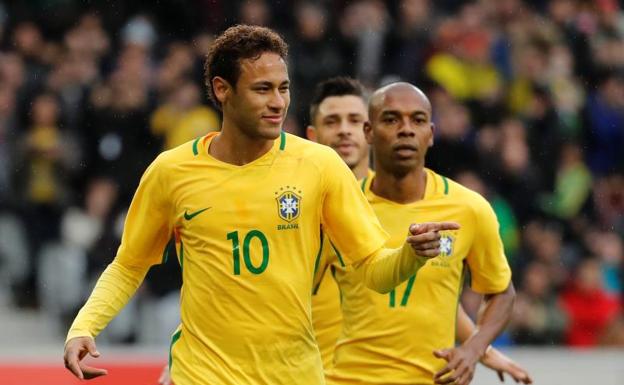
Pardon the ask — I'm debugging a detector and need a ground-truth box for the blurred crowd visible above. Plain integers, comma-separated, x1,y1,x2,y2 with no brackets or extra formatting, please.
0,0,623,348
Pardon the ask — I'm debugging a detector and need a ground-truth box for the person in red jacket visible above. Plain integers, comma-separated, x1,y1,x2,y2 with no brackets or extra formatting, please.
560,258,621,346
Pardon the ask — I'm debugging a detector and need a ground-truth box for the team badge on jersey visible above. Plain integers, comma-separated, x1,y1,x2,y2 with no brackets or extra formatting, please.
276,187,302,222
439,233,454,257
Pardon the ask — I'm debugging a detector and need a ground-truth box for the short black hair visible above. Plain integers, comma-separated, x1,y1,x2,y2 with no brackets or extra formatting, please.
204,24,289,109
309,77,366,124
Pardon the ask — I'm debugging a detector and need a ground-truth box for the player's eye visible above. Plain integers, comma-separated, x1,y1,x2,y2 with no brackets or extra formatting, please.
383,117,397,124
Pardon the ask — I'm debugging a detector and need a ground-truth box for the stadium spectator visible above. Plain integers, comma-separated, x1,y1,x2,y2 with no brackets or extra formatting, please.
382,0,434,85
584,70,624,175
539,141,592,220
289,1,344,133
560,258,621,346
150,79,219,150
509,261,567,345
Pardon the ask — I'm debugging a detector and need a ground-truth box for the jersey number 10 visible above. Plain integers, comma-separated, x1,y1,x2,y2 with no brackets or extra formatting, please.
227,230,269,275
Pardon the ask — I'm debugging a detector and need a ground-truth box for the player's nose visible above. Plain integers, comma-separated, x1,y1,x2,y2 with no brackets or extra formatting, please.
268,89,286,110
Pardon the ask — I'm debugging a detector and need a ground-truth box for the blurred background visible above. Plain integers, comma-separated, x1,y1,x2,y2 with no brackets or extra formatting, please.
0,0,623,384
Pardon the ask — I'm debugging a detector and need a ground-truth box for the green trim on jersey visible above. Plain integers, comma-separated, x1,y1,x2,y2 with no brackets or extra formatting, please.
192,137,200,156
312,240,344,294
453,262,467,338
161,241,170,264
178,240,185,270
330,241,346,267
279,131,286,150
330,265,343,304
313,229,324,277
442,176,449,195
360,177,368,192
312,263,328,295
168,329,182,372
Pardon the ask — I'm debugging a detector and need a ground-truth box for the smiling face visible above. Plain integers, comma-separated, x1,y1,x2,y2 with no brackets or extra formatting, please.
308,94,369,169
214,52,290,140
366,83,434,176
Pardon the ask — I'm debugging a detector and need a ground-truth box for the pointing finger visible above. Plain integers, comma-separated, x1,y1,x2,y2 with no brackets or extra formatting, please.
410,222,460,235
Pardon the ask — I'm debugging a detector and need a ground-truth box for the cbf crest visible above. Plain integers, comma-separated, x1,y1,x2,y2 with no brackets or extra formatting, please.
439,233,455,257
275,186,302,223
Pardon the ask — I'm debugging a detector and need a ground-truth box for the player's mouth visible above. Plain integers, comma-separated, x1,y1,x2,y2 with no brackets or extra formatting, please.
262,115,283,124
393,143,418,158
334,141,358,154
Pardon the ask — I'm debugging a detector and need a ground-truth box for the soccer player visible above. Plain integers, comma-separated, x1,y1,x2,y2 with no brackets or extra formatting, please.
312,81,525,385
307,77,532,384
305,77,371,368
62,26,457,385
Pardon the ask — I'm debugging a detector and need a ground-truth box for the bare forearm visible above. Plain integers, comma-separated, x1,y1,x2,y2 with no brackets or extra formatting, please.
66,260,148,342
456,305,477,343
463,283,515,356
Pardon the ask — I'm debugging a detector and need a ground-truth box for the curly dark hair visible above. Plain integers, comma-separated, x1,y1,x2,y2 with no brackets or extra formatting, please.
309,77,367,124
204,24,289,109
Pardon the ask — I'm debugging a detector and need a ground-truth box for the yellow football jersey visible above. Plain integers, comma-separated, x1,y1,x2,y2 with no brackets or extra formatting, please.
311,246,342,369
67,132,390,385
324,169,512,385
311,169,375,369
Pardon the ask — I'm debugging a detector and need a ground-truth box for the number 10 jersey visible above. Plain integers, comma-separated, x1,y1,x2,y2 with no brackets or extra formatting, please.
68,131,388,385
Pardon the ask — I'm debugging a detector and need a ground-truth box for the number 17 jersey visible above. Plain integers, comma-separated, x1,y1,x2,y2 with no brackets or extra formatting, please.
122,132,388,385
325,170,512,384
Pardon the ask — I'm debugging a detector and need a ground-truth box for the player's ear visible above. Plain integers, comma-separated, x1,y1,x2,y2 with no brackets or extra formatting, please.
428,122,435,148
212,76,231,106
364,121,374,145
306,125,317,141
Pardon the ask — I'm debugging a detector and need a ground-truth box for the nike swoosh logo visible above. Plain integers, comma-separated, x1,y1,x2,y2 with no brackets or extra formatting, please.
184,207,211,220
